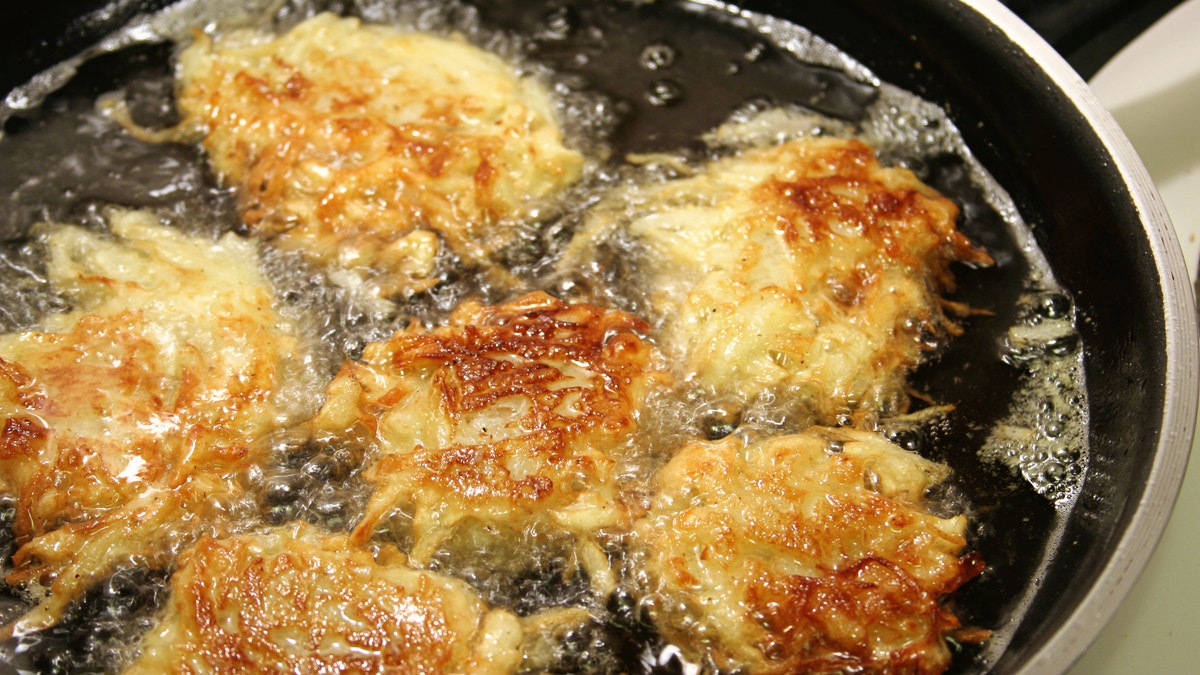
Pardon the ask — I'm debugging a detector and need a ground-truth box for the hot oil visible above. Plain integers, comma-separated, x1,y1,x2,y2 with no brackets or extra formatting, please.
984,291,1087,504
0,0,1087,673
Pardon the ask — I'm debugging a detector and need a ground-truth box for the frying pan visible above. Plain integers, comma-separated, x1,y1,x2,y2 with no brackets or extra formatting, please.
0,1,1195,674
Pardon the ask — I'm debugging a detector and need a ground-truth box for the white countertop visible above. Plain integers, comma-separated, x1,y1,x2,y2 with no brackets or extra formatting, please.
1068,1,1200,672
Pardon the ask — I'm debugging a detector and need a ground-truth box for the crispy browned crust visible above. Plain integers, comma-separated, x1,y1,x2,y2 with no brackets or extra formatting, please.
572,135,993,424
175,13,584,297
125,523,522,675
0,212,315,635
751,136,991,283
313,292,669,564
635,428,983,674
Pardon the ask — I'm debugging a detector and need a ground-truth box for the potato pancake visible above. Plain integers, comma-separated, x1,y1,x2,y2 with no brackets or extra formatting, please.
125,522,522,675
174,13,584,298
0,210,321,635
569,134,992,424
312,292,668,588
634,427,983,674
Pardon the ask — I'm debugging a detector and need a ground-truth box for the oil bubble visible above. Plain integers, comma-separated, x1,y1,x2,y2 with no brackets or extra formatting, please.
744,41,768,62
1042,461,1066,482
646,78,684,107
538,7,574,41
886,427,926,453
1035,290,1073,319
700,405,740,440
639,41,677,70
1046,333,1079,356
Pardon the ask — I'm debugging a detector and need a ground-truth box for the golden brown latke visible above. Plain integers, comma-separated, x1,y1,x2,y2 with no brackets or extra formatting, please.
174,13,584,298
312,292,669,588
568,133,992,425
0,210,321,636
125,522,522,675
634,427,984,674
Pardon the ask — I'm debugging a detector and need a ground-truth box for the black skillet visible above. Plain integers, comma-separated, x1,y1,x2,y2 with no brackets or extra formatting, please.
0,1,1195,674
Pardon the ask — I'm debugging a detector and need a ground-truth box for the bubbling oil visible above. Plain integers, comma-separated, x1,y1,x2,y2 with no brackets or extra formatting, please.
0,0,1088,673
983,290,1088,504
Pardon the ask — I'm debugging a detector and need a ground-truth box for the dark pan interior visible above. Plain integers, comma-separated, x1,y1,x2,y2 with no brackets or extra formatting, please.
0,1,1177,674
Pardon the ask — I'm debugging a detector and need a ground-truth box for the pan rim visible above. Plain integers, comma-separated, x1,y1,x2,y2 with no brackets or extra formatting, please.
956,1,1199,673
